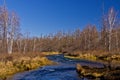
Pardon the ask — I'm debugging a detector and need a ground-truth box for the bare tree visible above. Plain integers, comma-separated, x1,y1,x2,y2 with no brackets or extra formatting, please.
32,37,36,52
23,32,29,53
107,8,117,51
0,6,9,53
7,12,19,54
16,33,22,53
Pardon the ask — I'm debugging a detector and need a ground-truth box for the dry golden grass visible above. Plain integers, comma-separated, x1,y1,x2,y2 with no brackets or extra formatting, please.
0,52,56,79
65,51,120,64
64,52,97,61
41,52,60,55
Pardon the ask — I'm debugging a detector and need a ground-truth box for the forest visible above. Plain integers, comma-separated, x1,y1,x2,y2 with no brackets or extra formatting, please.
0,5,119,55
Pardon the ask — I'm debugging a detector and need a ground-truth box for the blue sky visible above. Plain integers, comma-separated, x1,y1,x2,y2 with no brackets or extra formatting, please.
0,0,120,36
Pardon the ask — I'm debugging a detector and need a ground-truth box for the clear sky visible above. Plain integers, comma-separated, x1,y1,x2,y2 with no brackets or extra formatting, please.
0,0,120,36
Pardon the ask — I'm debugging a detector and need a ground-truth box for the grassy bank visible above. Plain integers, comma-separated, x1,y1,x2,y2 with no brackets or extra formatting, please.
41,52,60,55
65,51,120,79
0,52,56,79
64,51,120,66
64,51,99,62
65,53,97,61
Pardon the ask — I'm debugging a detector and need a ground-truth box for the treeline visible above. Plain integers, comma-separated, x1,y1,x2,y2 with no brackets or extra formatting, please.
0,6,120,54
24,24,119,53
19,8,119,54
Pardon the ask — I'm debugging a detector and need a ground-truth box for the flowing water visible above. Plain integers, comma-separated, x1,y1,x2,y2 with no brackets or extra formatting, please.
12,54,104,80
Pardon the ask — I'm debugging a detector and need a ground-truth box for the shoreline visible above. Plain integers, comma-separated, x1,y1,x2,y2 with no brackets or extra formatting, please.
64,52,120,79
0,52,59,80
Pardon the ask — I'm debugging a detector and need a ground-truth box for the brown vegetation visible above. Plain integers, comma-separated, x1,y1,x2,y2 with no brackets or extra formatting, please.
65,51,120,67
66,52,120,79
76,63,120,79
0,53,55,79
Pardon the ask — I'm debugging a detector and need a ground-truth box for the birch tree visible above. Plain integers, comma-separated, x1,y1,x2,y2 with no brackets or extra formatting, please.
32,37,36,52
0,6,9,53
0,5,20,54
23,32,29,53
107,8,117,51
101,15,108,50
7,12,19,54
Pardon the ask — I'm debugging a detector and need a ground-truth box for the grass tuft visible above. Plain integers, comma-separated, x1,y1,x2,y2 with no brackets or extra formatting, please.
0,52,56,79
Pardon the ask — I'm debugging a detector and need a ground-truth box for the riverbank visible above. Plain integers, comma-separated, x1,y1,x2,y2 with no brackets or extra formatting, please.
41,52,60,55
76,63,120,79
12,54,90,80
64,51,120,64
0,52,57,80
64,51,120,79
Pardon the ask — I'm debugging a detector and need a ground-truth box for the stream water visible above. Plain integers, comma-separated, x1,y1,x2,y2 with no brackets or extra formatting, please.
12,54,104,80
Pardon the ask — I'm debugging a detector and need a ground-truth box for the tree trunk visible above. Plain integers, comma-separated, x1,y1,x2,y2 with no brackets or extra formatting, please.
33,38,36,52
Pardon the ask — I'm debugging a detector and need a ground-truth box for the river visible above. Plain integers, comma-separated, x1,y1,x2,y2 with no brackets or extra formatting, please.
12,54,104,80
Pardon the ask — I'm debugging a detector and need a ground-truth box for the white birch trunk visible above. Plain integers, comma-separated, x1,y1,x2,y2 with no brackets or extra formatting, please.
108,8,116,51
23,39,27,54
116,30,118,51
33,38,36,52
8,27,14,54
17,39,22,53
